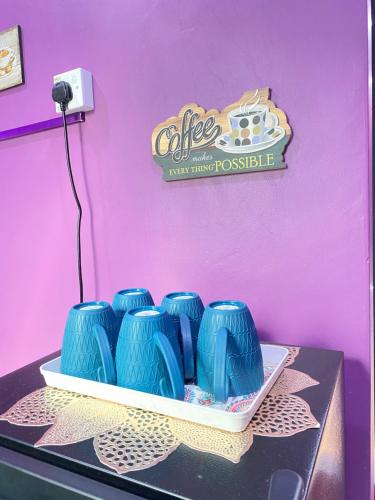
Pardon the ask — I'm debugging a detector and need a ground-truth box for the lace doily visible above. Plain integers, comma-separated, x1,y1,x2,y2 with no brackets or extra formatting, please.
169,418,253,463
94,418,179,473
0,346,319,475
269,368,319,396
0,387,83,426
251,394,319,437
35,398,132,447
284,347,300,367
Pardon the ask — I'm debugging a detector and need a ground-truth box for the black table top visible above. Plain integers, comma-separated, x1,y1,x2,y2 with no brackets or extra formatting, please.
0,346,343,499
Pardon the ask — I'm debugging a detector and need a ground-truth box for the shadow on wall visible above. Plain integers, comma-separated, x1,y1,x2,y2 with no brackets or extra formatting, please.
257,329,273,343
76,79,111,301
78,123,99,299
343,358,371,500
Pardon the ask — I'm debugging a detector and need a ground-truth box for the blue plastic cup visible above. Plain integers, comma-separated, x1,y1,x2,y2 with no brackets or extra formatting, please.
114,306,184,399
197,301,264,402
161,292,204,380
112,288,154,322
61,301,118,385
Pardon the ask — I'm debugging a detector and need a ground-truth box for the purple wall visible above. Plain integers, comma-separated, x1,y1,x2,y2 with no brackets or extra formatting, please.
0,0,371,497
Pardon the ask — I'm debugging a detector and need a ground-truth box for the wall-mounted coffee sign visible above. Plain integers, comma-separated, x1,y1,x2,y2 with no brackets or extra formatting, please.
152,88,291,181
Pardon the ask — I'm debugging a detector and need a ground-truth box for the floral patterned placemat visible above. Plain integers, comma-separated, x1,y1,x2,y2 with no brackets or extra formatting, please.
0,346,320,474
184,362,276,412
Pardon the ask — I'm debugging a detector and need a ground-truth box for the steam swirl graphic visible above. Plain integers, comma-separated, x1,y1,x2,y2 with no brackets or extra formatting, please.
239,89,261,115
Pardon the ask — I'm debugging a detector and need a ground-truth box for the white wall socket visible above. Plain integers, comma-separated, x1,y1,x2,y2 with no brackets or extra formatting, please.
53,68,94,114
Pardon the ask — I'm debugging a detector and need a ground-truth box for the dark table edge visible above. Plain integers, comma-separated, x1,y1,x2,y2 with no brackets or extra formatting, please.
0,446,143,500
0,433,185,500
301,354,344,498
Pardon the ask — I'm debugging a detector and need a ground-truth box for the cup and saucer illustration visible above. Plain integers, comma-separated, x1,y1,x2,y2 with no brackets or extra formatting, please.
215,103,285,154
0,47,16,78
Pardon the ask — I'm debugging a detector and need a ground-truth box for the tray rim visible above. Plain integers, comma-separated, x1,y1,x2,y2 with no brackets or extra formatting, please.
40,343,289,432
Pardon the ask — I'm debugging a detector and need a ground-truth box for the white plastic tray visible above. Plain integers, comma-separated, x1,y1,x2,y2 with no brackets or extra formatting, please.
40,344,288,433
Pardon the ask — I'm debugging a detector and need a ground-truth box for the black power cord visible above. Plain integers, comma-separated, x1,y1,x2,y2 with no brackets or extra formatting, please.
52,82,84,303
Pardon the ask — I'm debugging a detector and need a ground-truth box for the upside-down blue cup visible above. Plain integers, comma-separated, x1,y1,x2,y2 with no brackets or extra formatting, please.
112,288,154,322
61,301,118,385
161,292,204,380
115,306,186,400
197,301,264,402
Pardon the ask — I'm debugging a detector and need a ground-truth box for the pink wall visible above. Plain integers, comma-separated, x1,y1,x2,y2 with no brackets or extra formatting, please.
0,0,371,497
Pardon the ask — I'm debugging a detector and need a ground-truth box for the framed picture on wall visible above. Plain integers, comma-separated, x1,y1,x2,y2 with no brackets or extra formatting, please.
0,25,24,92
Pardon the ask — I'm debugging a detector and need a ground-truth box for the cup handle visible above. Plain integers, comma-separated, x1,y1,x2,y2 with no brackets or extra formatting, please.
93,324,117,385
213,327,229,402
153,331,185,400
266,112,278,129
179,313,195,380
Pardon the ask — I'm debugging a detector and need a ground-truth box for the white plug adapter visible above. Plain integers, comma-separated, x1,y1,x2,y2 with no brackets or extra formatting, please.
53,68,94,114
